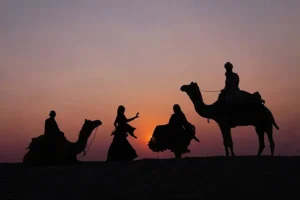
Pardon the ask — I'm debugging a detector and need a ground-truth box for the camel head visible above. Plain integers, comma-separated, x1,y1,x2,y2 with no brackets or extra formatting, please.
79,119,102,140
181,81,214,119
180,82,200,96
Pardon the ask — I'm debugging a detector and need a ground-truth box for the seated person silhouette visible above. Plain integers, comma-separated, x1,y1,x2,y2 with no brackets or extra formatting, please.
44,110,64,141
113,105,139,138
168,104,199,153
219,61,265,108
220,62,241,106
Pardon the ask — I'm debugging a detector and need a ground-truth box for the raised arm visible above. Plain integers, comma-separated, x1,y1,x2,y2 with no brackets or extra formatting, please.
126,112,140,122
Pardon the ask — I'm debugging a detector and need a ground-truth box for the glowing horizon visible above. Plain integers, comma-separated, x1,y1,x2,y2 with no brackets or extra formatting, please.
1,0,300,162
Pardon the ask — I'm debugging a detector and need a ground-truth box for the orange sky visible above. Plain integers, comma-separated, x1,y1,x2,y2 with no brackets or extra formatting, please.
1,1,300,162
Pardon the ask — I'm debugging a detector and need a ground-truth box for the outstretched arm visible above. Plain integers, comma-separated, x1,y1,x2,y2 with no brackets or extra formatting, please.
126,117,135,122
126,112,140,122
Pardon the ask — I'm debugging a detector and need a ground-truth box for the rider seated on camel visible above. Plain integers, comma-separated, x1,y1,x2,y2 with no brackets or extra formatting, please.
168,104,199,152
168,104,191,130
220,62,241,106
220,61,265,106
44,110,64,141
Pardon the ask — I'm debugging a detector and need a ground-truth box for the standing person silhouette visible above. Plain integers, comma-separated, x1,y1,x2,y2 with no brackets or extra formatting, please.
113,105,139,138
107,105,139,161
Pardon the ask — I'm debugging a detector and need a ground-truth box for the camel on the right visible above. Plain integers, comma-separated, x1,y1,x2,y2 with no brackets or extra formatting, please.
180,82,279,157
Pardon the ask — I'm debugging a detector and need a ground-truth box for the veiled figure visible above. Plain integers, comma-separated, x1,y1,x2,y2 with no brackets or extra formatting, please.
148,104,199,158
106,105,139,161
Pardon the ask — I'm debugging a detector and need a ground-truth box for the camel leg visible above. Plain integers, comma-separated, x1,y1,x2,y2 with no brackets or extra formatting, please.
174,152,182,158
229,145,235,156
255,126,265,156
266,124,275,156
228,128,235,156
220,125,232,156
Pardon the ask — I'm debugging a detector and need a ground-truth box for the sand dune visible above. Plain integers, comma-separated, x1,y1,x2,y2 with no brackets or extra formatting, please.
1,156,299,199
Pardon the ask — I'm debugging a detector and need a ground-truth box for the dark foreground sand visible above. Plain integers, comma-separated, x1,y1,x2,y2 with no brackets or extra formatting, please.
1,156,300,200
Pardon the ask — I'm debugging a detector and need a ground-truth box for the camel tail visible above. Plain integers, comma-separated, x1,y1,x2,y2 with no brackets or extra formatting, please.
266,106,279,130
271,112,279,130
273,121,279,130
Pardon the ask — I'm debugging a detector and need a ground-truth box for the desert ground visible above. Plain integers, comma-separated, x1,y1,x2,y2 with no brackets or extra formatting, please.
1,156,300,200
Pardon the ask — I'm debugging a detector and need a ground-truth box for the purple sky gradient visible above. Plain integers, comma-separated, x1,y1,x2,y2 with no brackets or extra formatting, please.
0,0,299,162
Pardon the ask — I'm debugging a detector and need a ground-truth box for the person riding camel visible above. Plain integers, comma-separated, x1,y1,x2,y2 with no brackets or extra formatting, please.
168,104,199,153
220,62,240,106
44,110,64,141
168,104,192,132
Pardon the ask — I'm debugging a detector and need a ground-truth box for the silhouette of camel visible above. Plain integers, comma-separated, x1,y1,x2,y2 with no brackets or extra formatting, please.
23,119,102,165
180,82,279,156
148,123,199,158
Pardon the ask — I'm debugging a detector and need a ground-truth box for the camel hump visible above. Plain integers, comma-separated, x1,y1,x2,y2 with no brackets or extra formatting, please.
252,91,262,99
240,90,261,98
238,90,265,104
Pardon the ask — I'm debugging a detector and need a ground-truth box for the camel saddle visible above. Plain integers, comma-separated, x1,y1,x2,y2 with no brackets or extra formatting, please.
237,90,265,105
218,90,265,106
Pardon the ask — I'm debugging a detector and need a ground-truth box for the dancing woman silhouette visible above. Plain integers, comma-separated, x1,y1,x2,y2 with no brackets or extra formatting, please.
107,105,139,161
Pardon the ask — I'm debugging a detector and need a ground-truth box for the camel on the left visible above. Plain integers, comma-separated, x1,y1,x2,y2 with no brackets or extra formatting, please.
23,119,102,165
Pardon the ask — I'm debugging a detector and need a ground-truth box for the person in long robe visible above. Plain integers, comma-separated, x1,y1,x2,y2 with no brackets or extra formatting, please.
220,62,241,106
148,104,199,158
168,104,198,154
107,105,139,161
44,110,64,140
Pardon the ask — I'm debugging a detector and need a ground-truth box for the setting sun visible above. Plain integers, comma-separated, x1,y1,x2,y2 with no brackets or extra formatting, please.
0,1,299,163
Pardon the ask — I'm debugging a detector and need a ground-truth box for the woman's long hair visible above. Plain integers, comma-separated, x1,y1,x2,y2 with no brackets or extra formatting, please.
117,105,125,116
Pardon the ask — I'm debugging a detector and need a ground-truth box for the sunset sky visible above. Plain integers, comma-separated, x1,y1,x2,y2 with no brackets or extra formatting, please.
1,0,300,163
